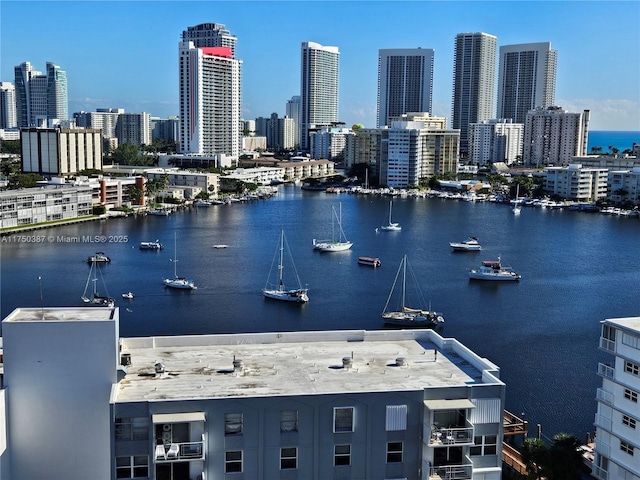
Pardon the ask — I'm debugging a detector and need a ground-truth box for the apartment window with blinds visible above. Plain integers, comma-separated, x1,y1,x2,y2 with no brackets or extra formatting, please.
115,417,148,441
334,444,351,466
225,450,243,473
225,413,243,435
280,410,298,432
622,332,639,349
115,456,148,479
385,405,407,431
280,447,297,469
334,407,354,433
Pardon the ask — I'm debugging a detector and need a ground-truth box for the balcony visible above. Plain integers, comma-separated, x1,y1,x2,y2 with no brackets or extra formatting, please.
425,461,473,480
597,363,615,380
155,434,205,463
599,337,615,353
429,422,474,446
596,388,614,406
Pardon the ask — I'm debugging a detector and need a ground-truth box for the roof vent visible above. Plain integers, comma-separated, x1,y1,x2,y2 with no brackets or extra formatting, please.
154,362,165,375
396,357,407,367
342,357,353,369
120,353,132,366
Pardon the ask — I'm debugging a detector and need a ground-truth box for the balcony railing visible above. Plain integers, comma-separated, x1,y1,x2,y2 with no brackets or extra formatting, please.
596,388,614,406
599,337,615,353
428,462,472,480
155,435,205,463
428,422,474,446
594,413,612,432
597,363,615,380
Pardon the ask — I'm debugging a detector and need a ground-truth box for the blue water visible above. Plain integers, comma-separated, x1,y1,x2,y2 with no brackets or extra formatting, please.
588,130,639,152
2,188,639,444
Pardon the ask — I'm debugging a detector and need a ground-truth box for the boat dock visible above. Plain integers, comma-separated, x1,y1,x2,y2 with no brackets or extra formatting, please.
502,410,529,475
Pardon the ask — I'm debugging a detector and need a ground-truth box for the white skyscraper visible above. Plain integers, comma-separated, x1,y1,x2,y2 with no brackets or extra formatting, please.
0,82,17,129
14,61,68,127
377,48,434,128
286,95,301,148
451,32,497,157
497,42,557,124
300,42,339,151
179,23,242,160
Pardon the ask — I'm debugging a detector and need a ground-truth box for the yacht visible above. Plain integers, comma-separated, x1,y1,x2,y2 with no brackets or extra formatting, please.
469,256,521,281
449,237,482,252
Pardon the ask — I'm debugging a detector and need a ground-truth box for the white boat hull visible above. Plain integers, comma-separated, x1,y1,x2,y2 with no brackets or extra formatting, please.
382,311,444,328
469,271,520,281
164,278,197,289
380,224,401,231
450,243,481,251
313,241,353,252
263,288,309,303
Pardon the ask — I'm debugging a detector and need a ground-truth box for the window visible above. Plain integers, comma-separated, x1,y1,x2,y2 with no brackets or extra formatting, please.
334,444,351,466
620,441,634,456
334,407,354,433
280,447,297,469
225,413,243,435
386,441,403,463
622,415,637,429
470,435,498,456
624,388,638,403
624,361,639,376
281,409,298,432
622,332,639,349
386,405,408,431
115,456,148,479
225,450,243,473
115,417,148,441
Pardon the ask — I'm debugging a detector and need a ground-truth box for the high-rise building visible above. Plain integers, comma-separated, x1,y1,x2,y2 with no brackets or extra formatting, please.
468,119,524,165
497,42,557,124
451,32,497,157
13,61,69,127
377,48,434,128
0,82,17,129
179,23,242,161
116,112,151,146
593,316,640,480
286,95,301,148
523,106,590,166
300,42,339,151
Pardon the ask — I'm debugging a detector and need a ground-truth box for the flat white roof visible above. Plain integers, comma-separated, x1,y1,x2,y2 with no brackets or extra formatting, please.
4,307,115,323
114,330,501,403
603,316,640,334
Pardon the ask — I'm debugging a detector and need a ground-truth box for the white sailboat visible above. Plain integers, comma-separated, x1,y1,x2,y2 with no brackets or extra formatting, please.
263,229,309,303
381,255,444,328
163,233,197,290
512,184,522,215
380,200,401,231
82,260,115,307
312,203,353,252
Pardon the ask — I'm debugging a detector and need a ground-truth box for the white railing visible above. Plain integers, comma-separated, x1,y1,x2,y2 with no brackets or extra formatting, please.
429,463,472,480
155,435,205,462
593,413,612,432
597,363,615,380
599,337,615,353
429,424,474,445
592,464,608,480
596,388,614,406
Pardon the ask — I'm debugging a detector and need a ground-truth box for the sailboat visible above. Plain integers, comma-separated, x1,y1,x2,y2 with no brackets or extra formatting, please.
512,184,522,215
163,233,197,289
82,260,115,307
380,200,401,231
312,203,353,252
381,255,444,328
263,229,309,303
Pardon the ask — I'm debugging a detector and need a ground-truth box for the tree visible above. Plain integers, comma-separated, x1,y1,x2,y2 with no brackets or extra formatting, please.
7,173,44,189
521,437,547,480
109,143,141,165
125,185,144,204
546,433,582,479
0,140,20,154
590,146,603,155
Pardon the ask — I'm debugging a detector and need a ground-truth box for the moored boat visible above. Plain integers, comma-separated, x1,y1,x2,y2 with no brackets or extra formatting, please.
313,203,353,252
358,256,381,267
449,237,482,251
139,240,163,250
469,256,521,281
263,229,309,303
122,292,134,299
82,260,115,307
379,200,401,231
163,233,197,290
87,252,110,263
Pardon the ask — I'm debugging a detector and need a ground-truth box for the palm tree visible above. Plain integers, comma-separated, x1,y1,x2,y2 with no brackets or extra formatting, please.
546,433,582,479
521,437,547,479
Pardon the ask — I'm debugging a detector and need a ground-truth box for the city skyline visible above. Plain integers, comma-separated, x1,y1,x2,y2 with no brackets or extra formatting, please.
1,1,639,131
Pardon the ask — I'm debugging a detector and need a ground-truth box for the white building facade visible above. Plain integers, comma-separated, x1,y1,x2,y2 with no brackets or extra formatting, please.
117,112,151,146
0,82,17,129
179,23,242,161
468,119,523,165
593,316,640,480
523,106,590,166
497,42,557,124
544,163,608,202
0,306,506,480
451,32,497,156
377,48,434,128
286,95,301,147
608,167,640,205
309,126,354,161
300,42,339,151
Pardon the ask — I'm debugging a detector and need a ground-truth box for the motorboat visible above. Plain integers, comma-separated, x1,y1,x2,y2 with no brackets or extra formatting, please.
82,260,115,307
212,244,228,249
469,256,521,281
381,255,444,328
194,200,211,207
358,256,381,268
313,203,353,252
163,233,197,290
87,252,110,263
379,200,401,231
263,229,309,303
139,240,163,250
449,237,482,252
122,292,134,299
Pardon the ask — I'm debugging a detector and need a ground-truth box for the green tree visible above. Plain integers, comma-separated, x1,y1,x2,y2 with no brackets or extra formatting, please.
109,143,141,165
521,437,547,479
590,146,603,155
1,157,21,177
0,140,20,154
7,173,44,189
546,433,583,480
125,185,144,204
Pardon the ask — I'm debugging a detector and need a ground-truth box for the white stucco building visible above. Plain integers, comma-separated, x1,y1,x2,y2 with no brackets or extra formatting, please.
0,306,506,480
544,163,608,202
468,119,524,165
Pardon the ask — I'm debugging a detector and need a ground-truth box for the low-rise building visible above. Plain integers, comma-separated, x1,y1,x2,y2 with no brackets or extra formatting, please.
593,316,640,480
222,166,284,186
608,167,640,205
544,163,608,202
238,157,335,181
0,306,506,480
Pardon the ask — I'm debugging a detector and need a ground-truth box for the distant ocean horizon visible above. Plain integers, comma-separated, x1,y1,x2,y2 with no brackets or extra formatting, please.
588,130,639,152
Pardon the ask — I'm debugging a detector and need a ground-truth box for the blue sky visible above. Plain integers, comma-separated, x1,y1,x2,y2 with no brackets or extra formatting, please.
2,1,639,131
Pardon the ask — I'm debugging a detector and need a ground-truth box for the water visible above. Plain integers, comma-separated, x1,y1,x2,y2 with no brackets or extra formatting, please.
588,130,640,152
2,187,639,444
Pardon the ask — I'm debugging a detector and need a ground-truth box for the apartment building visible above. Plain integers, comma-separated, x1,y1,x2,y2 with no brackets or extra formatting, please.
608,167,640,205
0,306,506,480
593,316,640,480
544,163,608,202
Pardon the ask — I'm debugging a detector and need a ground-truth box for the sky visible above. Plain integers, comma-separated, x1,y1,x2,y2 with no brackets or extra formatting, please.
2,0,639,131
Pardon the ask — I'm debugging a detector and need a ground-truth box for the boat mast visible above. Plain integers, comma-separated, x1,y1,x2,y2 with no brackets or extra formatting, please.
173,232,178,278
278,229,285,290
389,201,393,224
401,255,407,309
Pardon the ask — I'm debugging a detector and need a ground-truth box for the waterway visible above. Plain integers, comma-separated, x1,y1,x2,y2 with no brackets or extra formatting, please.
2,186,639,444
